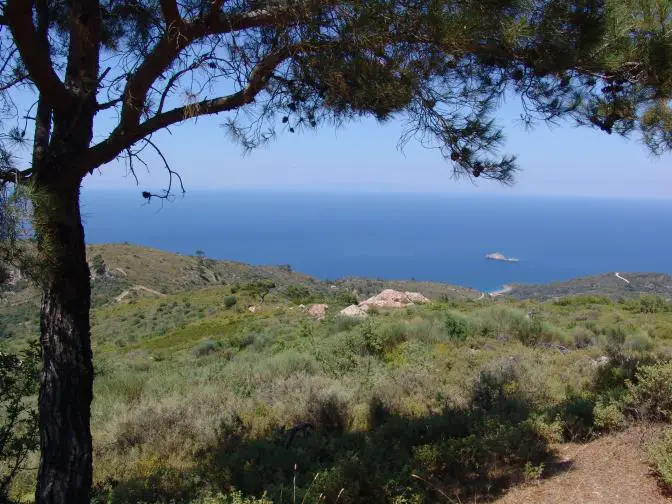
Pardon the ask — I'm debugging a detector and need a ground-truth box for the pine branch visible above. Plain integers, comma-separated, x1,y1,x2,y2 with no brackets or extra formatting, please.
5,0,73,112
0,168,31,184
81,44,299,172
115,3,307,139
96,97,122,111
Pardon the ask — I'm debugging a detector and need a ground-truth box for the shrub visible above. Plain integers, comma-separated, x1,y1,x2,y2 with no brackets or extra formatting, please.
593,401,627,432
315,332,362,377
540,322,570,346
625,331,654,352
554,295,612,306
334,289,358,306
470,363,524,414
263,351,318,379
285,284,312,304
626,296,670,314
378,321,408,350
523,462,545,482
307,391,351,433
648,429,672,489
360,319,408,356
572,327,595,348
517,318,544,347
471,305,543,344
0,343,40,500
557,391,595,441
651,322,672,340
624,362,672,421
90,253,106,276
368,396,391,429
443,313,469,341
193,492,273,504
361,318,382,355
332,315,362,332
605,326,627,347
193,339,221,357
223,295,237,308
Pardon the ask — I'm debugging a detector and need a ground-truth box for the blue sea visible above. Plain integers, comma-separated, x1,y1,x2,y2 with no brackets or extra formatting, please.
81,190,672,292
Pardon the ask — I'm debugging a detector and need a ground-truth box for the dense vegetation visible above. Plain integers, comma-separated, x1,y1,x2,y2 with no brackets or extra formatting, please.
4,0,672,499
2,246,672,503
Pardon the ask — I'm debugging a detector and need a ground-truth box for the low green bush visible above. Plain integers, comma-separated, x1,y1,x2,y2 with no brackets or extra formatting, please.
625,330,654,352
625,296,670,314
648,429,672,489
624,361,672,421
556,391,595,441
285,284,312,304
223,295,237,308
189,492,272,504
572,327,595,348
554,295,612,307
593,401,627,432
0,343,40,500
333,289,358,306
193,339,221,357
443,313,470,341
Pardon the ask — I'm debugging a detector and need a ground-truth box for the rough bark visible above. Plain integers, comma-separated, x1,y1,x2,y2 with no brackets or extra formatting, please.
33,180,93,504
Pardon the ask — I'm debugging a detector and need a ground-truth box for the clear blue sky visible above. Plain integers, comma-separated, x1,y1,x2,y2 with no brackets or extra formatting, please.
78,96,671,198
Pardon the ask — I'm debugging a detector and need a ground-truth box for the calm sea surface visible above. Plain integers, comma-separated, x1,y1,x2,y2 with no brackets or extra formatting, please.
81,190,672,292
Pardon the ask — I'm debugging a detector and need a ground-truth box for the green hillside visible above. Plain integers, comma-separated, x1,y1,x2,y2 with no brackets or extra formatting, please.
505,272,672,301
2,246,672,503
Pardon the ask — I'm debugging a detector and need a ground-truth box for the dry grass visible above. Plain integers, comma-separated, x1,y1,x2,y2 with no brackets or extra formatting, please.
495,425,670,504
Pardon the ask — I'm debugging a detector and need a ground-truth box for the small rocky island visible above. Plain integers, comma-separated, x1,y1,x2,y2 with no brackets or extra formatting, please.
486,252,520,263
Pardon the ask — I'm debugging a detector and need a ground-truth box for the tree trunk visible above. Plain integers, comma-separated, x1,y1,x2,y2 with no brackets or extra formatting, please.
33,180,93,504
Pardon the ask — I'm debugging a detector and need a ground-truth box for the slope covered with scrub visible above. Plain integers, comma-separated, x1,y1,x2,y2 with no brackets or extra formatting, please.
2,245,672,503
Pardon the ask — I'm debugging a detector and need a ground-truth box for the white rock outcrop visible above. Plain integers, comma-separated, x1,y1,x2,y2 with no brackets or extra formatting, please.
404,291,431,304
340,304,369,318
307,303,328,320
359,289,430,310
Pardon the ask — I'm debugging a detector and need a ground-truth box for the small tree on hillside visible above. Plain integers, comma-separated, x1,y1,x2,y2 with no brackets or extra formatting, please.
247,279,276,304
0,1,671,502
89,254,106,277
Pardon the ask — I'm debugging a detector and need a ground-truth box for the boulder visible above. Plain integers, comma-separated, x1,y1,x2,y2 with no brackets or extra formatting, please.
248,305,257,313
405,291,431,304
340,304,369,318
359,289,430,309
591,356,610,367
307,304,328,320
359,289,409,309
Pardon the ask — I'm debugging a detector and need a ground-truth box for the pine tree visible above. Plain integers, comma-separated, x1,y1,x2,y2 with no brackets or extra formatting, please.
0,1,670,502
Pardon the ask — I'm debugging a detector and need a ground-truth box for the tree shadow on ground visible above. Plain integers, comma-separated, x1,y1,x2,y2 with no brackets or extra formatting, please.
101,390,573,503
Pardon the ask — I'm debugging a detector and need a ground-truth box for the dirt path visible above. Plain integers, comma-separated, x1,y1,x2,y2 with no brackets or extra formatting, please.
615,272,631,284
495,426,670,504
115,285,166,302
489,285,513,297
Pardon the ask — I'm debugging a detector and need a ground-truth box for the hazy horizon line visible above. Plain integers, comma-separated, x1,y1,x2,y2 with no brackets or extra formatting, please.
82,186,672,201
